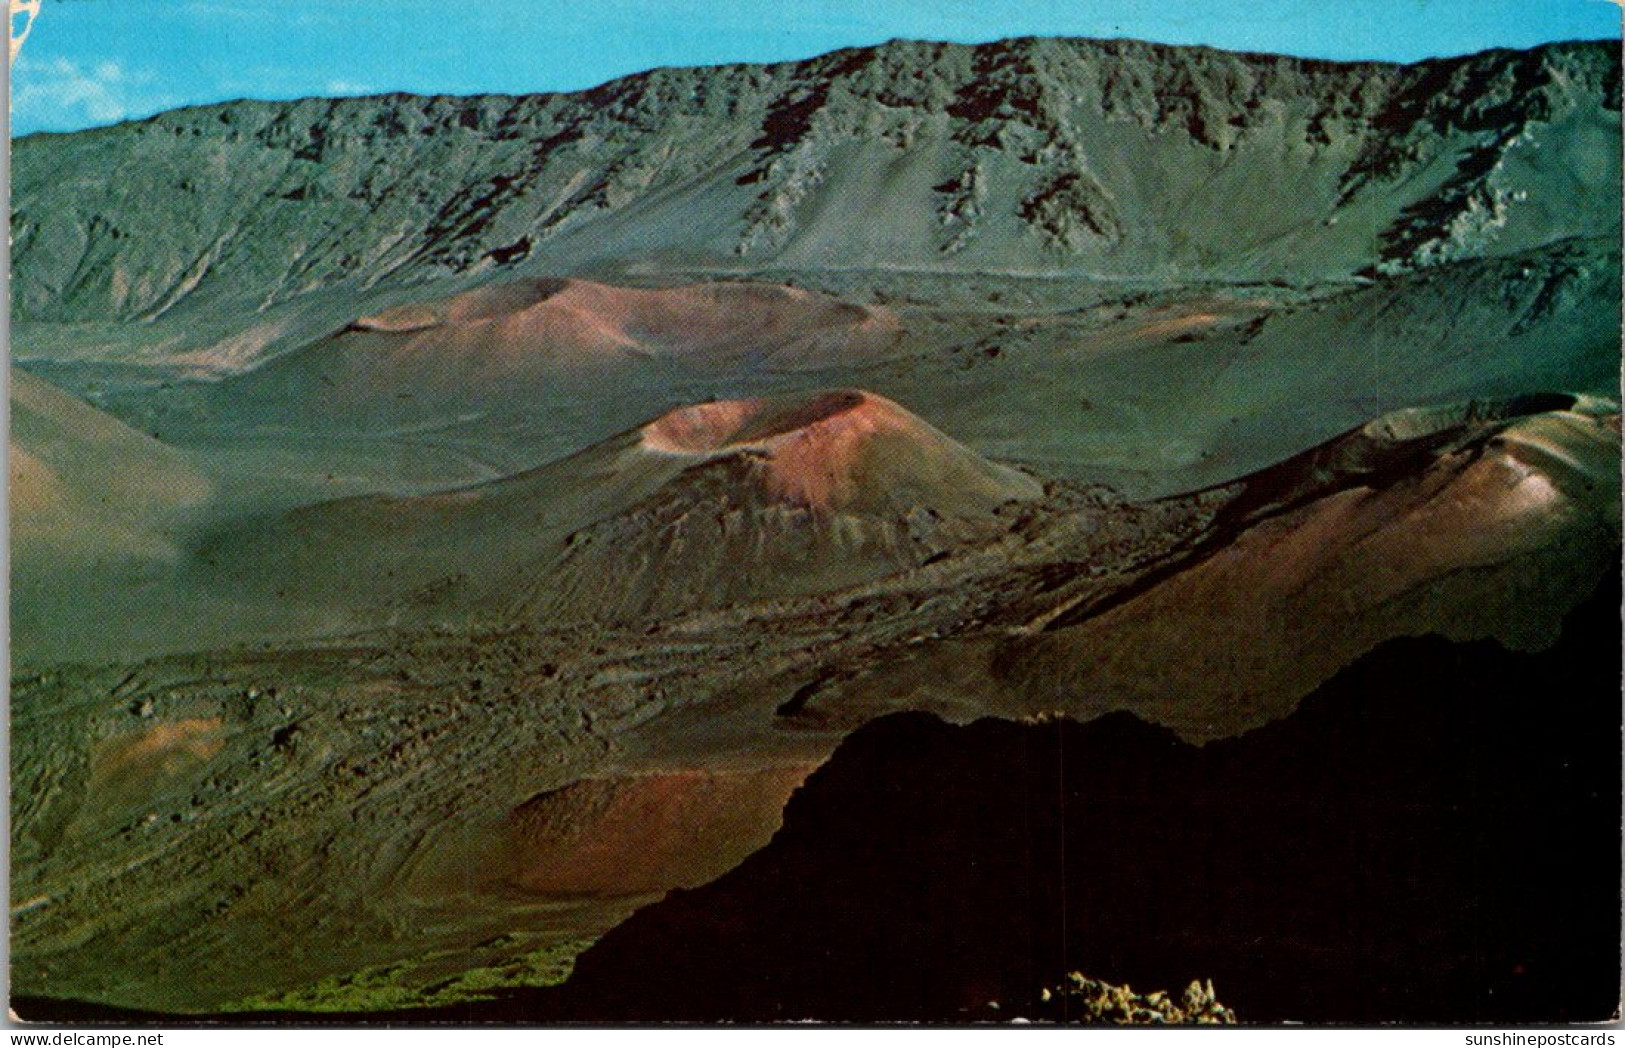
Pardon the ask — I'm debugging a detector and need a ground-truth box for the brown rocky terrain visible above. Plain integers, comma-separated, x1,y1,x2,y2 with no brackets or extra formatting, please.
8,33,1620,1022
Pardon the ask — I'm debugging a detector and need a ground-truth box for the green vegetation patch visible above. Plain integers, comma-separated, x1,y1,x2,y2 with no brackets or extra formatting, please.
229,936,594,1013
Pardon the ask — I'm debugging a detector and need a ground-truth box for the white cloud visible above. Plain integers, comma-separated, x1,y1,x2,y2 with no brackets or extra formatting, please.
11,55,176,133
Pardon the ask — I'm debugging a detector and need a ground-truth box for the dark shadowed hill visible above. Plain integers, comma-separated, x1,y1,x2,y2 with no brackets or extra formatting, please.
12,38,1619,327
513,565,1621,1024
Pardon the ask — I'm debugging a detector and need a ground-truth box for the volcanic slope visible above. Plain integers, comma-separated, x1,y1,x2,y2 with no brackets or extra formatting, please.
10,367,209,559
10,39,1617,360
69,234,1620,514
182,278,904,431
7,31,1622,1021
11,392,1616,1015
200,389,1044,630
11,38,1618,515
775,393,1622,741
9,370,219,665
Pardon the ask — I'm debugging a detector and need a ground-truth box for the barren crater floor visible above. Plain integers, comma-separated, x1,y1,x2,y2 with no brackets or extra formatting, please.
8,34,1621,1021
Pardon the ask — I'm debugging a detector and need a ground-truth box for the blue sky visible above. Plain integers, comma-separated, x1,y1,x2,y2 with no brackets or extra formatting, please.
10,0,1621,136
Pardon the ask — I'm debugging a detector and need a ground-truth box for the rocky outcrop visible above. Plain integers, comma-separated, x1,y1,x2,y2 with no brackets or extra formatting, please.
1036,974,1237,1025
